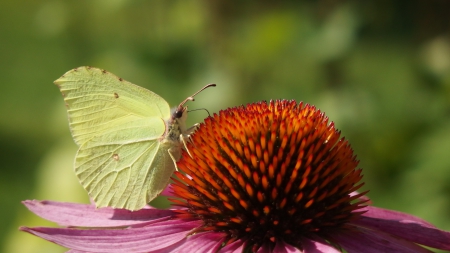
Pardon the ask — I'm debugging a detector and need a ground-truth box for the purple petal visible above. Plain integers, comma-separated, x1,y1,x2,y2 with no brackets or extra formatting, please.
173,232,226,253
349,191,371,204
273,240,301,253
334,227,433,253
301,237,340,253
355,208,450,250
23,200,174,227
256,244,270,253
147,238,188,253
359,206,435,227
160,184,175,197
20,219,201,253
146,232,226,253
220,240,245,253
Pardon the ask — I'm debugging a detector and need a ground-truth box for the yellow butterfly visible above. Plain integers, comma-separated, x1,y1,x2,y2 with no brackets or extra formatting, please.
55,66,214,211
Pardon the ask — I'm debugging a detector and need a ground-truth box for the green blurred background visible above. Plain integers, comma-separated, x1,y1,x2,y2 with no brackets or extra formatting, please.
2,1,450,252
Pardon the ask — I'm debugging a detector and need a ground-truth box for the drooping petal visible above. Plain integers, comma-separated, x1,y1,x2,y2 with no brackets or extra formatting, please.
171,232,226,253
220,240,245,253
334,227,433,253
272,240,302,253
349,191,371,204
355,208,450,250
301,237,340,253
20,219,201,253
256,244,271,253
160,184,175,197
359,206,435,227
23,200,174,227
145,232,227,253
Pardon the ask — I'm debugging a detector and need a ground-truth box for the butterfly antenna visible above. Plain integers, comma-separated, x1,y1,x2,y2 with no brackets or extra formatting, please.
178,84,216,107
188,108,211,117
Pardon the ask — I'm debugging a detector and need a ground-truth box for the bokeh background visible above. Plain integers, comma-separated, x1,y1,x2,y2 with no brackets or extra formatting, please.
2,1,450,252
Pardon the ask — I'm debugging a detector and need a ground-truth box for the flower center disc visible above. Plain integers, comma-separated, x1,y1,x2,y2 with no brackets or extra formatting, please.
171,100,367,251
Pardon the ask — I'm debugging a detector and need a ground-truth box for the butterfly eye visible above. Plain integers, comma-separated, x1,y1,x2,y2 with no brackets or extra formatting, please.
174,109,184,119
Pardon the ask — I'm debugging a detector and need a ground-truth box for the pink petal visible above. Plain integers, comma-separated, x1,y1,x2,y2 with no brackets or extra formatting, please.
359,206,435,227
273,240,301,253
256,244,270,253
173,232,226,253
147,238,188,253
301,237,340,253
334,227,433,253
23,200,174,227
355,209,450,250
220,240,245,253
160,184,175,197
20,219,201,253
349,191,371,204
147,232,226,253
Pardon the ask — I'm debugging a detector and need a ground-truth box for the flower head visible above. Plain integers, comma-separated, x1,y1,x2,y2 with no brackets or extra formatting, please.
21,100,450,252
171,100,367,251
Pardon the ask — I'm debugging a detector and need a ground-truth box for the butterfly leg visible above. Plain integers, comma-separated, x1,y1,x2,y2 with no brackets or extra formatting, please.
185,123,199,135
180,134,194,159
168,148,179,172
183,123,200,152
182,123,199,156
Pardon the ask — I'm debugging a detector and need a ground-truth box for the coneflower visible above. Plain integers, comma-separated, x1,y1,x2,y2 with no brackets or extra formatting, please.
21,100,450,252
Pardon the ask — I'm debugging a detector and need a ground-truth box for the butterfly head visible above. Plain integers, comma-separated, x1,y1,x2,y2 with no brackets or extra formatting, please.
171,102,190,123
171,83,216,122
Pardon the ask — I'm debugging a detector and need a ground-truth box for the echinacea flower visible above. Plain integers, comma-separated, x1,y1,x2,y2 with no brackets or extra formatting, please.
21,100,450,252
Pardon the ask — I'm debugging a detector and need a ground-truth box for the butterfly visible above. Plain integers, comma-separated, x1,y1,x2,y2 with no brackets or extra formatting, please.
54,66,215,211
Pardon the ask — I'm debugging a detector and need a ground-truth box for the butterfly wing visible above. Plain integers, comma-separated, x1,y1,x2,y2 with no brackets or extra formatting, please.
75,122,176,210
55,66,173,210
